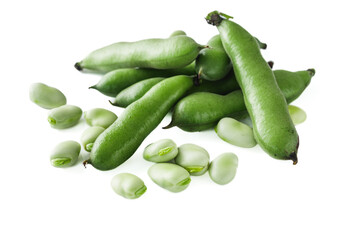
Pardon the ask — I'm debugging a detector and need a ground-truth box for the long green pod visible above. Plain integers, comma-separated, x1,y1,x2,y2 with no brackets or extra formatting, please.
90,62,195,97
85,75,195,171
110,77,165,108
75,35,203,73
164,69,314,132
206,11,299,163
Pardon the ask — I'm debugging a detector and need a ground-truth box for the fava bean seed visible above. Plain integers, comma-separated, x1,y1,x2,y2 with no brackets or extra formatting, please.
50,140,81,168
209,153,238,185
148,163,191,193
111,173,147,199
288,105,307,125
48,105,82,129
84,108,117,128
175,144,210,176
80,126,105,152
143,139,178,163
215,117,257,148
29,82,66,109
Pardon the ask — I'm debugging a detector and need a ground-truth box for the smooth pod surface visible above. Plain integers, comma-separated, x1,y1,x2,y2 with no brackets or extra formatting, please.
148,163,191,193
88,75,194,170
29,82,66,109
111,173,147,199
209,152,238,185
143,139,178,163
288,105,307,125
215,117,257,148
50,140,81,168
80,126,105,152
206,11,299,163
169,68,314,132
84,108,117,129
48,105,82,129
195,35,232,81
90,62,195,97
174,144,210,176
75,35,203,73
111,77,165,108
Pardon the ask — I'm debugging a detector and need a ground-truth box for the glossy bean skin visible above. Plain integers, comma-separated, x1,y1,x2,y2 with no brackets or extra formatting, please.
111,173,147,199
48,105,82,129
75,35,203,73
111,77,165,108
207,11,300,164
195,35,232,81
80,126,105,152
84,108,117,129
50,140,81,168
90,62,195,97
148,163,191,193
143,139,178,163
29,83,67,109
86,75,194,171
174,144,210,176
215,117,257,148
208,153,238,185
166,69,314,132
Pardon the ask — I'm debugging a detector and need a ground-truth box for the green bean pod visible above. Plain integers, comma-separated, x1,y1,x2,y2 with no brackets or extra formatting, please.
29,83,66,109
86,75,195,171
110,77,165,108
75,35,203,73
206,11,300,164
164,69,314,132
48,105,82,129
90,62,195,97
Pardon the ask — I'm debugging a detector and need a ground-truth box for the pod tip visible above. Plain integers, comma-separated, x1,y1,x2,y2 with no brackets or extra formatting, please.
289,152,298,165
267,61,274,69
307,68,316,77
162,122,175,129
83,159,90,168
108,100,118,107
74,62,83,71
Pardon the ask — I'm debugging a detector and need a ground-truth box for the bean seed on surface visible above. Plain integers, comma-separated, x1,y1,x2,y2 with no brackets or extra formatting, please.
111,173,147,199
50,140,81,168
80,126,105,152
29,82,66,109
143,139,178,163
209,153,238,185
215,117,257,148
174,144,210,176
84,108,117,128
48,105,82,129
148,163,191,193
288,105,307,125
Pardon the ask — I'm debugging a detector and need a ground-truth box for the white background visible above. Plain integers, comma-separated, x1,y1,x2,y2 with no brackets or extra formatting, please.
1,0,359,239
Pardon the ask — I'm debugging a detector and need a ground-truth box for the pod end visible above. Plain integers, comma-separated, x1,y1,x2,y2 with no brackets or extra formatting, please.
74,62,83,71
307,68,316,77
267,61,274,69
83,159,91,168
289,152,298,165
162,121,175,129
205,11,233,26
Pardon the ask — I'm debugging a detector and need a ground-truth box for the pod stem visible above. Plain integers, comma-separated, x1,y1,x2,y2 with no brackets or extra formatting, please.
205,11,233,26
108,100,118,107
74,62,83,71
193,75,202,86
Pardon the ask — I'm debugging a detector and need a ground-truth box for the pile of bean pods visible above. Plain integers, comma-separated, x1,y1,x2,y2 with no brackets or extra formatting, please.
30,10,313,199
